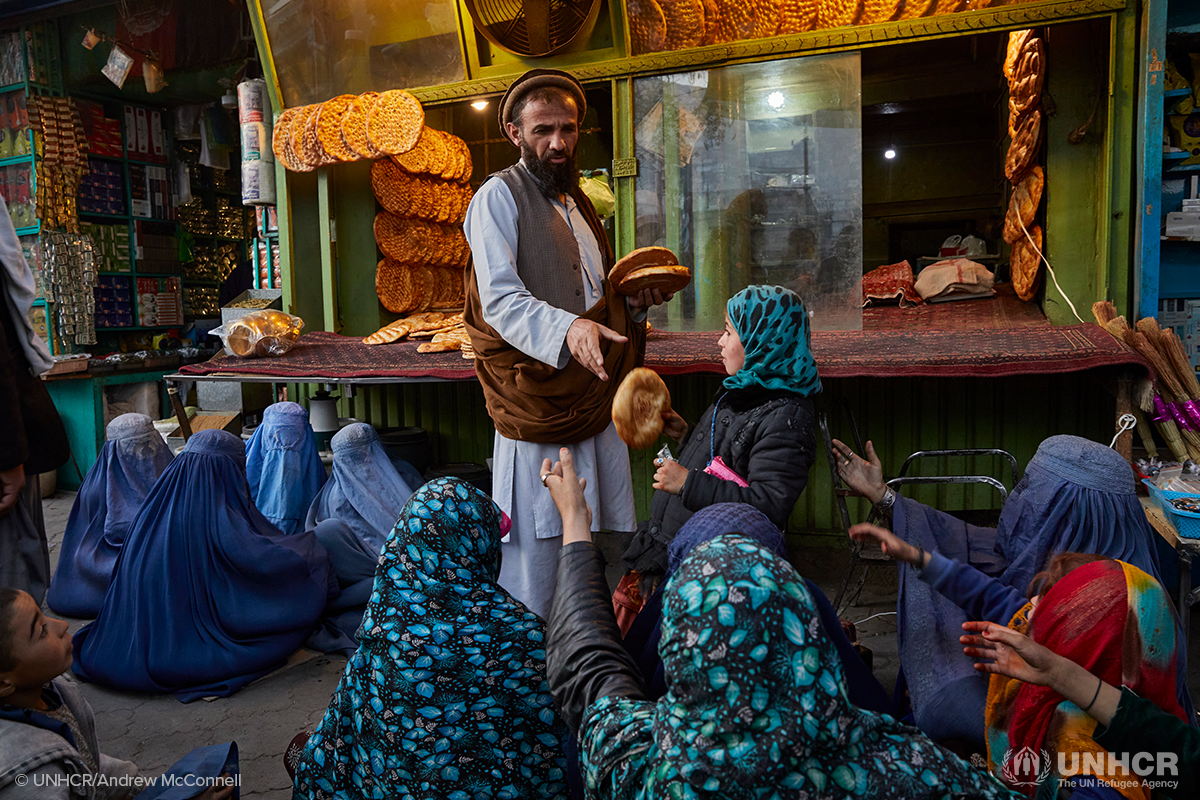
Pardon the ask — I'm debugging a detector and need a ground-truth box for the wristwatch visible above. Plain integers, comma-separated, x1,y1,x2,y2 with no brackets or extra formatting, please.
874,485,897,513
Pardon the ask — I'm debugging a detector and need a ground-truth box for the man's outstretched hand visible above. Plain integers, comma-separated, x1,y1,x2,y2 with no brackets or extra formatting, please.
566,319,627,381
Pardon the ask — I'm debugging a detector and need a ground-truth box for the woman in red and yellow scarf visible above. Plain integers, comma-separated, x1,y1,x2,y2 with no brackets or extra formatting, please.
984,558,1186,799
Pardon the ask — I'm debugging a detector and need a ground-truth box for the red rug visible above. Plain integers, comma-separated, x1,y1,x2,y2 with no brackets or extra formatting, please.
180,323,1148,382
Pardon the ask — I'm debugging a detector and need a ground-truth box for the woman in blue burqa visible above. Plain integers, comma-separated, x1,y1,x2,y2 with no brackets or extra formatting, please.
292,478,570,800
47,413,172,618
72,429,337,701
303,422,423,651
245,401,326,536
832,432,1193,747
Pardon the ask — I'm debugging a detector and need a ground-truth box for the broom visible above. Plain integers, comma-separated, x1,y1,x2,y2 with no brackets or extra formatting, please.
1097,313,1190,461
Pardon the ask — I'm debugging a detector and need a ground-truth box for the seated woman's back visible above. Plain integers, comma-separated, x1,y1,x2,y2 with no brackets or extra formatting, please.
583,533,1015,799
72,429,335,701
48,413,172,617
245,401,326,536
292,478,570,800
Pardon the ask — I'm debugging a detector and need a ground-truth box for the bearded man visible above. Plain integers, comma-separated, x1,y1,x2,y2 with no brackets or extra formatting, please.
463,69,672,617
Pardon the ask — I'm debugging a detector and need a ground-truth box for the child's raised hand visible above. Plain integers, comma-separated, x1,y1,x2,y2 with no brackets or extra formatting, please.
848,523,926,566
961,621,1055,686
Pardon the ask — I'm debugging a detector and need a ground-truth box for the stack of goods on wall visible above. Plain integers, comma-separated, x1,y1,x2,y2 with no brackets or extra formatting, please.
41,231,97,343
74,100,123,158
94,275,133,328
625,0,1022,55
134,220,179,274
136,277,183,326
183,246,219,282
272,89,441,171
1001,29,1045,302
237,79,275,206
0,90,33,159
80,222,130,272
183,286,219,318
78,159,124,216
255,206,280,287
29,97,88,232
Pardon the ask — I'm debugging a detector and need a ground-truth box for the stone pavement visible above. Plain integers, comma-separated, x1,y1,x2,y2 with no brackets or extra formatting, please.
38,489,1200,799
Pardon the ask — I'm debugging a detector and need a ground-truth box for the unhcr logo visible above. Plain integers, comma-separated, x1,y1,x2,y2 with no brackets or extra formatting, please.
1000,746,1053,787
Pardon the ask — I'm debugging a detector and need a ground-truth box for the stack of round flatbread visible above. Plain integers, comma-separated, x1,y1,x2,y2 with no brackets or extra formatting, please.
370,126,475,313
272,89,429,172
1003,29,1046,301
608,246,692,296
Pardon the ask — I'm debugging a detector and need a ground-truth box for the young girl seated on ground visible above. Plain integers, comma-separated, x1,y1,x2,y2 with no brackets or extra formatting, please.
851,521,1193,758
617,285,820,627
0,589,236,799
961,558,1189,798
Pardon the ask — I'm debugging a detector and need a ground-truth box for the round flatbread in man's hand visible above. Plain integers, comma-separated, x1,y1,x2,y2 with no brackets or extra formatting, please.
609,246,691,296
613,367,671,450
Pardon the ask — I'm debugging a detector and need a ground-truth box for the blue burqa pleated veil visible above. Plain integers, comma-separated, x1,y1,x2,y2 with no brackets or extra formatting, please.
305,423,418,554
72,429,336,702
895,433,1194,735
245,402,326,536
47,413,172,618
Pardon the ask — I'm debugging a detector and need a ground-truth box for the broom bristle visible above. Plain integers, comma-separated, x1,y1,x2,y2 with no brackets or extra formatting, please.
1092,301,1117,325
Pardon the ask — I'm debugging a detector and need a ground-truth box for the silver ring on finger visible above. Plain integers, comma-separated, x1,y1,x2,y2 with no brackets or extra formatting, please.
540,473,550,486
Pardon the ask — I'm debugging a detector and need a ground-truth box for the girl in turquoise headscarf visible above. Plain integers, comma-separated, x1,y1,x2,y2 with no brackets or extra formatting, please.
617,285,821,630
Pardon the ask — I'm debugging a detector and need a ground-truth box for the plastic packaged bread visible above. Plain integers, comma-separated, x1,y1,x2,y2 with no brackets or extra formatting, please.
212,310,304,358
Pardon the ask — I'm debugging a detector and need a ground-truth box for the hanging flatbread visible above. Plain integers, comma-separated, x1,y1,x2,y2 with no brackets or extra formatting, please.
1005,108,1041,183
1003,165,1044,245
1010,224,1042,301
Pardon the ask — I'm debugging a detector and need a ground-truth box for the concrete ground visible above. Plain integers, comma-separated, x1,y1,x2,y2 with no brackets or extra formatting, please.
38,490,1200,799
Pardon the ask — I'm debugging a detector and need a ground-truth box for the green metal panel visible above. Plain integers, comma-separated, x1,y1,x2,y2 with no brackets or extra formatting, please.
334,160,388,336
317,170,338,332
1110,3,1139,318
280,369,1114,546
1042,19,1111,325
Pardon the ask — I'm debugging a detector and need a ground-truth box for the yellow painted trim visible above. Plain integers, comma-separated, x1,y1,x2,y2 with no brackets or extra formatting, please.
412,0,1125,104
246,0,283,111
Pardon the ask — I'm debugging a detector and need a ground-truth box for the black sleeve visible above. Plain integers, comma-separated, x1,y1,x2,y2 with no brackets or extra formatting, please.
0,302,29,471
681,400,816,528
1093,687,1199,797
546,542,647,730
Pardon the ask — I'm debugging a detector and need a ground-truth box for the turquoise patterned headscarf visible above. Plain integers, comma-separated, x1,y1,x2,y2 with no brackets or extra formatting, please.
580,534,1017,799
292,478,569,800
723,285,822,397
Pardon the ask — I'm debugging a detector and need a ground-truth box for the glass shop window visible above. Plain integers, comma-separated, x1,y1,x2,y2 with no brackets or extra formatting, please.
634,53,863,332
261,0,465,107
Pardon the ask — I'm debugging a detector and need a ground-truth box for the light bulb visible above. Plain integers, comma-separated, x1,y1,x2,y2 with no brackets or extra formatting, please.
884,148,896,160
767,91,785,110
471,100,488,111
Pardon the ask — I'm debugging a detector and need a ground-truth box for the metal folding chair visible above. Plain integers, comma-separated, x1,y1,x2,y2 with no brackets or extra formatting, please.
819,404,1021,614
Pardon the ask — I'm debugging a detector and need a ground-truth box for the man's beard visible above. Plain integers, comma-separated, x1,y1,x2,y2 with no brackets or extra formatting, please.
521,139,579,198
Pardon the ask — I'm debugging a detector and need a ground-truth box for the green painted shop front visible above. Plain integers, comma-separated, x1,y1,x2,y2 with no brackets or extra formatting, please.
249,0,1140,537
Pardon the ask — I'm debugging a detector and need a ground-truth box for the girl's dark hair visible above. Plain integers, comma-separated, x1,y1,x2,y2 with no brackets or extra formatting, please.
0,588,24,672
1027,552,1113,599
